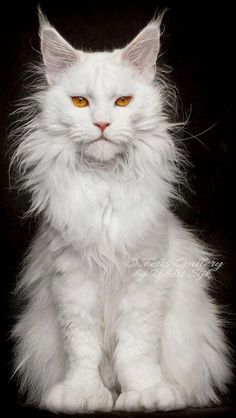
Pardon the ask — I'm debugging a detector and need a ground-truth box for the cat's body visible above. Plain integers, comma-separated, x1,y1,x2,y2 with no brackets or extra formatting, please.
12,11,232,413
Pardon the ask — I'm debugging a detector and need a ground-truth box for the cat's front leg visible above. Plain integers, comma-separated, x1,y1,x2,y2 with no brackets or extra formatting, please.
114,273,186,412
41,269,113,413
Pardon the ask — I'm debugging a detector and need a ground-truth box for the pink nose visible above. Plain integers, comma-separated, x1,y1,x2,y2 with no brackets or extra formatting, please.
94,122,110,133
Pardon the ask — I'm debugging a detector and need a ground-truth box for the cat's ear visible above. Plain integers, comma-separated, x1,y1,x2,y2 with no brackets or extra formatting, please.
38,8,79,84
121,15,164,81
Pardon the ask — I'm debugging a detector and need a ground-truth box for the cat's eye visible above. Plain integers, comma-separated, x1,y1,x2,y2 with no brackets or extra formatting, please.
71,96,89,108
115,96,132,107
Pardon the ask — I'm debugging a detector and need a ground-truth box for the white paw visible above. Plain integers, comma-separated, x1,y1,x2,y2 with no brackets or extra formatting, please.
141,382,186,411
41,380,113,413
114,383,186,412
114,390,142,411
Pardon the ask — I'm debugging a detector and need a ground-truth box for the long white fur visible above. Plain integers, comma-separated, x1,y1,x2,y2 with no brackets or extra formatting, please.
11,11,232,413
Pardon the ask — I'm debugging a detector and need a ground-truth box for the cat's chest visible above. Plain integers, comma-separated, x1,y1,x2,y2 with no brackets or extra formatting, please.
78,177,140,231
49,172,154,247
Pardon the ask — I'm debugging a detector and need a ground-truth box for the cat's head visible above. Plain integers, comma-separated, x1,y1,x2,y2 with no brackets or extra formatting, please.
38,10,166,166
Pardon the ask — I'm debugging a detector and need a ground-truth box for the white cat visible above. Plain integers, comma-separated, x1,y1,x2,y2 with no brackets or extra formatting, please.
11,10,232,413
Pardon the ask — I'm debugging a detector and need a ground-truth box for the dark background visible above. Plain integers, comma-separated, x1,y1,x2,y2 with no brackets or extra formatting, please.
0,0,235,416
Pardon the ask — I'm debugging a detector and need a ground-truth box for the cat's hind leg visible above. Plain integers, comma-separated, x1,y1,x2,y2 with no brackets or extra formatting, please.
12,284,66,406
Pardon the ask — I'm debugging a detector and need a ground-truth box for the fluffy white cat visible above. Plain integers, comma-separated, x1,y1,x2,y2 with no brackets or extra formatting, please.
11,10,232,413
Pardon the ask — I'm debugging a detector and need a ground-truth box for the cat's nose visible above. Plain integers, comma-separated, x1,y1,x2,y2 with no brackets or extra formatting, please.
94,122,110,133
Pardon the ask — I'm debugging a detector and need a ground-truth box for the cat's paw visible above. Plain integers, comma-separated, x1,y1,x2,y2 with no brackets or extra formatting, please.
141,382,186,411
41,380,113,413
114,390,143,411
114,383,186,412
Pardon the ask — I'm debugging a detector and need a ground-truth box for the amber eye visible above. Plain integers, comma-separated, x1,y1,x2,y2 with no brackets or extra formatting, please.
71,96,89,108
115,96,132,107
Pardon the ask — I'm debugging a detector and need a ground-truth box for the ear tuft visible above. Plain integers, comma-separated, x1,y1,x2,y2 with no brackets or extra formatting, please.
38,6,50,31
121,12,166,81
38,8,79,84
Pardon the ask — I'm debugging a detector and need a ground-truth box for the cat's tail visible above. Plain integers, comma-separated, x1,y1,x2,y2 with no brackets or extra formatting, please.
160,219,233,406
161,294,232,406
11,284,66,405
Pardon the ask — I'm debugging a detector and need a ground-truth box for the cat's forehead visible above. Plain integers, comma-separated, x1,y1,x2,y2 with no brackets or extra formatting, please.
64,51,137,94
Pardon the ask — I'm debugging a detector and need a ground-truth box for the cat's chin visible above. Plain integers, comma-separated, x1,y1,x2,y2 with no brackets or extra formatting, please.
84,140,120,163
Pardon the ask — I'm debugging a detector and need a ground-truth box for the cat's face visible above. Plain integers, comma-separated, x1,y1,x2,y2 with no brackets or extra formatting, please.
39,13,163,164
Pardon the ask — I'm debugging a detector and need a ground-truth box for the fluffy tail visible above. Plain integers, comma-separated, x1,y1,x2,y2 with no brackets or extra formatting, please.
161,294,232,406
160,219,233,406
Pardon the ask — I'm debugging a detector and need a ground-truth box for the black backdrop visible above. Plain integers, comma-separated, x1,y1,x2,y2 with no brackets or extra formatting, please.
0,0,235,416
